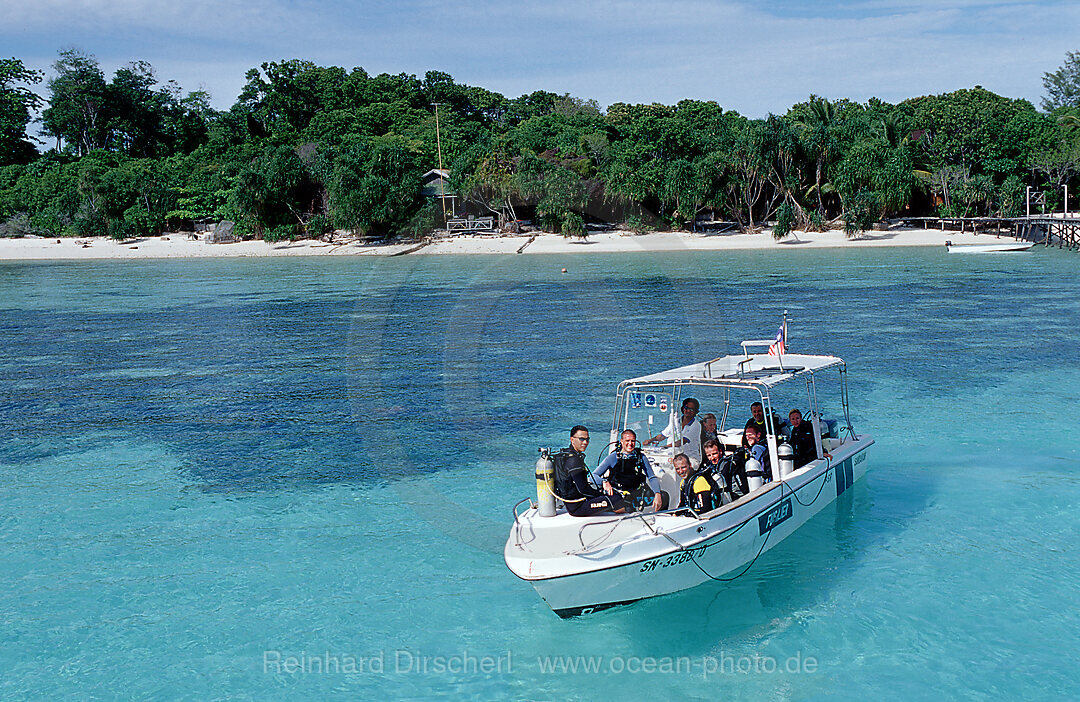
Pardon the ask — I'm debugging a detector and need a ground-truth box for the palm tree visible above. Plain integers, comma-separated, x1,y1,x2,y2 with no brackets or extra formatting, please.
793,97,838,218
1059,111,1080,138
874,112,903,149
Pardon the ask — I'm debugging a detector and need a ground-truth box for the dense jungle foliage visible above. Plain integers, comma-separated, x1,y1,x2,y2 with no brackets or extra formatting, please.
2,49,1080,240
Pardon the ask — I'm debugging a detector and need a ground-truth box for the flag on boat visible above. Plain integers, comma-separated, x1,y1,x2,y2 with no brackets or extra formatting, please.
768,325,785,356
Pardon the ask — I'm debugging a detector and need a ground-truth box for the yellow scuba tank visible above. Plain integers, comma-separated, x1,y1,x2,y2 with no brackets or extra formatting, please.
536,449,556,517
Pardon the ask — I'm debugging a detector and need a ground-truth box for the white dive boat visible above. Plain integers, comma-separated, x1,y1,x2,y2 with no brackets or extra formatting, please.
504,338,873,617
945,240,1035,253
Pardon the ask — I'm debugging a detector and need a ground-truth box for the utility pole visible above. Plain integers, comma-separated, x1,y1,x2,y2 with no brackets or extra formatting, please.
432,103,447,225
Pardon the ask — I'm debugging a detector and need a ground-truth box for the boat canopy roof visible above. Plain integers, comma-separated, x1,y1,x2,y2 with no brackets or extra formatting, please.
619,352,844,390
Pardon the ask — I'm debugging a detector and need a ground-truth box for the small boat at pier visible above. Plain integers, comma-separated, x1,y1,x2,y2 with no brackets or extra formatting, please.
945,240,1035,253
504,335,873,617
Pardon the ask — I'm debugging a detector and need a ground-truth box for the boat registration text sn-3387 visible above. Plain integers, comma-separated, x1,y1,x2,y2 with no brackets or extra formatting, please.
639,544,710,573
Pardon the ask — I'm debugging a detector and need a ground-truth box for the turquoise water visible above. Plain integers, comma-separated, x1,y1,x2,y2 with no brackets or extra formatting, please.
2,248,1078,699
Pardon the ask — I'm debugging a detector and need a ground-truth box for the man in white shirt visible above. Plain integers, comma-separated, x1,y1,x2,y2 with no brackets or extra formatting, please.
644,397,702,466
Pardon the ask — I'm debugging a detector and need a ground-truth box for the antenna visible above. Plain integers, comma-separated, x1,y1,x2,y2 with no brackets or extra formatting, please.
432,102,447,224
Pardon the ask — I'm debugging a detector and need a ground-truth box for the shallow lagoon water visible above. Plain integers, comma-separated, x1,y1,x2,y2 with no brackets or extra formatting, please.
1,247,1078,699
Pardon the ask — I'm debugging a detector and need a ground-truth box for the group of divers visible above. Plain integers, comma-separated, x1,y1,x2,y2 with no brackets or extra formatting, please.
551,397,824,517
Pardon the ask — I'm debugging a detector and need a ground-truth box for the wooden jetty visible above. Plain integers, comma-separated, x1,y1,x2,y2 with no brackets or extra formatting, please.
898,215,1080,250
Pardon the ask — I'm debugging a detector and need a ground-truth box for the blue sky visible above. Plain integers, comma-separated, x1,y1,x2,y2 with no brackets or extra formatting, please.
3,0,1079,117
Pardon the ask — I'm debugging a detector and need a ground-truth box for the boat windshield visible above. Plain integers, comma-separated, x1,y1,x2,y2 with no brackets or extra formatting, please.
622,387,675,440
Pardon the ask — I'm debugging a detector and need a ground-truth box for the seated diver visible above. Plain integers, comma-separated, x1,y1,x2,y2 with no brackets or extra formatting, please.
742,401,785,447
673,452,723,515
718,442,752,500
591,429,665,512
699,439,731,506
554,426,629,516
787,407,829,468
743,424,773,482
716,425,770,499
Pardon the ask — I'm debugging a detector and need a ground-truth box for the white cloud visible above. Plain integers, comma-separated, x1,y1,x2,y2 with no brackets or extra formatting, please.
2,0,289,38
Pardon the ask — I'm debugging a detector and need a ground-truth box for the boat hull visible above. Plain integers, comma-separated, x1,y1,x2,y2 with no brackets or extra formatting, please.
946,242,1034,253
505,437,873,617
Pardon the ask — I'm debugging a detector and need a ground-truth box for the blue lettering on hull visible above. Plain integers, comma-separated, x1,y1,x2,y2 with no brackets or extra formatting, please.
758,498,792,536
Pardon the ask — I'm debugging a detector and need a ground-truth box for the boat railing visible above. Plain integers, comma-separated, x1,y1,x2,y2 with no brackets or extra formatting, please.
740,340,775,357
574,507,699,553
512,497,534,526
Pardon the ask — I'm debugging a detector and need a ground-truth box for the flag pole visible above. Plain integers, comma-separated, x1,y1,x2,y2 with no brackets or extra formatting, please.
778,309,788,371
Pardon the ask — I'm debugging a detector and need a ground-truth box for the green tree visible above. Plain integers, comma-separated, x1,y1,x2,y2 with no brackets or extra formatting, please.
1058,111,1080,140
106,158,171,237
164,89,215,155
758,113,811,235
792,96,839,219
106,61,178,157
722,120,776,232
328,135,423,237
40,51,211,159
72,150,119,236
41,49,109,155
0,58,44,166
505,90,561,125
1042,50,1080,111
515,151,588,236
902,87,1056,215
1,152,78,233
231,145,312,239
463,86,510,125
903,88,1053,179
238,59,348,139
841,189,881,235
660,158,701,227
602,100,733,227
1028,141,1080,197
830,103,918,229
452,137,524,225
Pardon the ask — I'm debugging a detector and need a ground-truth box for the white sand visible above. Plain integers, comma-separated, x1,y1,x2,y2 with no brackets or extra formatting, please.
0,227,1011,260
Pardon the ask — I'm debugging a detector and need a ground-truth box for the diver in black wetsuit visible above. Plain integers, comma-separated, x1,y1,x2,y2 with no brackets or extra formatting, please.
742,401,784,448
553,426,628,517
788,408,830,468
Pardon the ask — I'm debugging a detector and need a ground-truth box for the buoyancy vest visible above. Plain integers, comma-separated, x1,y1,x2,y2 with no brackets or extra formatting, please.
553,448,590,501
608,448,647,493
721,451,750,497
680,465,724,513
699,459,728,492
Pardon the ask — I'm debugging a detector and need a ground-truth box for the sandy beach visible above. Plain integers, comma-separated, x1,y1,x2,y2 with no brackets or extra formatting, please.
0,226,1016,260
